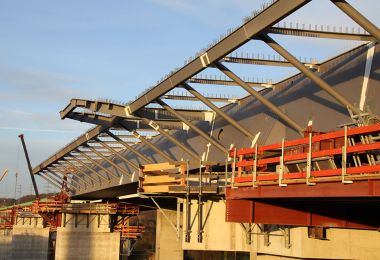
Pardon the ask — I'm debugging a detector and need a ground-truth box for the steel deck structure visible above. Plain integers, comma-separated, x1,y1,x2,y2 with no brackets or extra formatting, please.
26,0,380,231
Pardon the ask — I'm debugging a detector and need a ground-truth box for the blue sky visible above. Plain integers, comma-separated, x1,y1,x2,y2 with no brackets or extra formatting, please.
0,0,379,197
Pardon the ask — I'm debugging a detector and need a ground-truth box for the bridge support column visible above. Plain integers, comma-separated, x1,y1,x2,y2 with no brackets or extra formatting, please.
0,229,12,259
55,213,120,260
11,215,50,260
155,209,183,260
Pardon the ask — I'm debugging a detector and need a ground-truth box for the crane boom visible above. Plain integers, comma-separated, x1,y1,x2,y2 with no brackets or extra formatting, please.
18,134,39,199
0,169,8,183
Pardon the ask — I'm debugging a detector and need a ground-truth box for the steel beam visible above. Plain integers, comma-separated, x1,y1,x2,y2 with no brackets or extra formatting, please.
38,173,68,191
61,159,100,185
127,0,310,113
156,98,228,155
42,170,65,187
44,169,78,190
32,125,109,174
214,61,305,135
137,116,200,160
68,155,110,182
188,77,271,88
105,130,153,164
331,0,380,43
61,98,206,122
52,164,93,187
162,94,238,103
82,145,130,177
48,168,87,188
223,56,298,67
119,122,174,162
65,112,184,131
94,137,140,171
261,34,361,115
183,83,257,141
75,149,120,179
266,27,375,41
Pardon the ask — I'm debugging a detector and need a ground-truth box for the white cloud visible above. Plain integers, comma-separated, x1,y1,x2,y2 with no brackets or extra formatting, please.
0,64,84,103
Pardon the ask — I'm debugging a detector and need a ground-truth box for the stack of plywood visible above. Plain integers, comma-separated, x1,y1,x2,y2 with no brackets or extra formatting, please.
140,162,186,193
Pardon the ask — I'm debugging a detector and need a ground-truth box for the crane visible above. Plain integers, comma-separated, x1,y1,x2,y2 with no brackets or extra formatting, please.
18,134,39,200
0,169,8,183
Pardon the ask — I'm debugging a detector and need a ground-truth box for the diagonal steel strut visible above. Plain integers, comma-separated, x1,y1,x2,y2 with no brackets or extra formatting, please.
155,98,229,155
214,61,305,135
260,34,361,116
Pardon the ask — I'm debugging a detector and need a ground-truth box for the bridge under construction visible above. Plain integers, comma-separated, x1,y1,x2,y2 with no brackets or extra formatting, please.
1,0,380,259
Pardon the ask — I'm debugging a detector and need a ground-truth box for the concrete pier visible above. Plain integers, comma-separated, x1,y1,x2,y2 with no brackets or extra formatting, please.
0,229,12,260
55,213,120,260
155,209,183,260
10,216,50,260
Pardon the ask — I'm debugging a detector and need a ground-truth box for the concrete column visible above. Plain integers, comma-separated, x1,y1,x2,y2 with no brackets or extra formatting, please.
55,213,120,260
155,209,183,260
11,217,50,260
0,229,12,260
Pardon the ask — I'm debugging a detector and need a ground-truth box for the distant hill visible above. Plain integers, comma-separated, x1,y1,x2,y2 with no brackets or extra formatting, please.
0,193,57,207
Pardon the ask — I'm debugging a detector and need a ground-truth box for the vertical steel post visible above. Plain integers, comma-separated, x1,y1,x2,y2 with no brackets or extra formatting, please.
342,125,353,184
279,138,287,187
306,132,316,186
185,160,191,242
252,144,258,187
197,160,203,243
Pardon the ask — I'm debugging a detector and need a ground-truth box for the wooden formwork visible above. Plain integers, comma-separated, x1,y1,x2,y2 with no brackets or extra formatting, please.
139,161,222,194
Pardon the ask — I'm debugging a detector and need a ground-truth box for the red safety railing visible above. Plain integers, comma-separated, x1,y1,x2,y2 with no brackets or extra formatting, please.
229,123,380,186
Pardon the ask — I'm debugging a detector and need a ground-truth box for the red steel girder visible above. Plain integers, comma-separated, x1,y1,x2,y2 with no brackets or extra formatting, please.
226,199,380,230
226,179,380,199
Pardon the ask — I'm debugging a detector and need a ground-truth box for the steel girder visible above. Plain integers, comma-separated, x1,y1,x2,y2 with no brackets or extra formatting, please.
32,0,380,197
126,0,311,113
